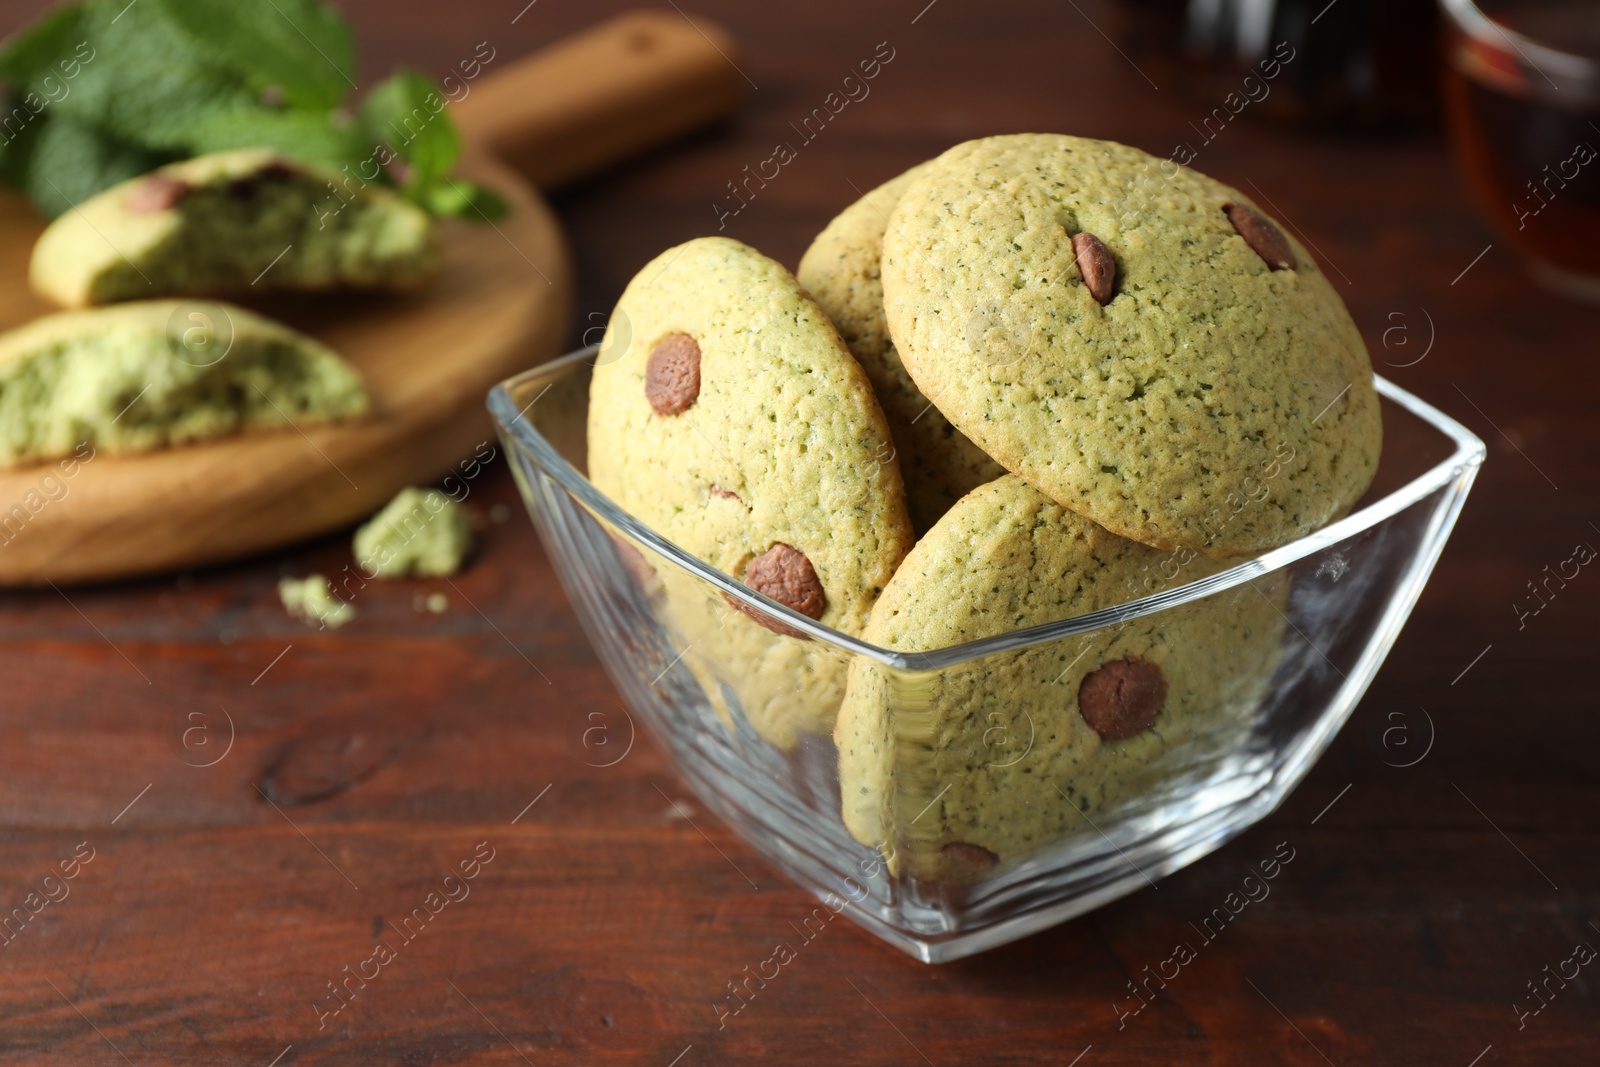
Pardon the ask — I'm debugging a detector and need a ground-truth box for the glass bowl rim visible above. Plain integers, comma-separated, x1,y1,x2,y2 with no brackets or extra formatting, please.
489,346,1486,671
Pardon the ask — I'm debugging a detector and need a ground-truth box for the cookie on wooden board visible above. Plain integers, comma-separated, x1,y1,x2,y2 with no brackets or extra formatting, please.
31,148,438,307
0,299,367,467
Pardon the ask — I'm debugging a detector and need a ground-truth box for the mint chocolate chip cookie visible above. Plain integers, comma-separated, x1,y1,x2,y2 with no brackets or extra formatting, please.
31,149,438,307
835,475,1285,883
880,133,1381,559
797,164,1004,533
587,236,914,746
0,300,367,466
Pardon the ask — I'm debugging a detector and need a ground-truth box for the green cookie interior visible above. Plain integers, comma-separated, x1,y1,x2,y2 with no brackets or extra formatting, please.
31,149,438,306
0,300,368,466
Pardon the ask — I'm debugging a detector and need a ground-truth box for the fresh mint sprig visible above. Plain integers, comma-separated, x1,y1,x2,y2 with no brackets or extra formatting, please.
359,67,506,219
0,0,502,221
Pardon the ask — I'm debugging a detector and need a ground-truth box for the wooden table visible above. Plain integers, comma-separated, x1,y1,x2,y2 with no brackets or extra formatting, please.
2,1,1595,1063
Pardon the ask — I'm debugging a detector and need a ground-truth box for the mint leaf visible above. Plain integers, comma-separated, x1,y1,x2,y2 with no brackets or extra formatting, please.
360,69,459,191
0,113,41,191
0,3,89,88
184,105,366,172
423,178,508,222
154,0,354,111
0,0,491,222
53,0,254,151
0,3,97,194
359,70,503,221
22,114,171,218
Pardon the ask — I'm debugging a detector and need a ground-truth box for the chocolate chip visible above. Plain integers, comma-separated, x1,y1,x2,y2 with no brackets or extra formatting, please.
1071,231,1116,304
709,485,742,503
644,333,701,416
727,543,825,636
1224,202,1294,271
1078,656,1167,741
934,844,998,883
943,841,997,864
610,534,663,603
745,543,825,618
126,175,192,213
257,161,299,181
226,161,297,201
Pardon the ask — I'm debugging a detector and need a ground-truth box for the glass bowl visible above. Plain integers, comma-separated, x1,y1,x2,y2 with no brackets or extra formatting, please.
489,347,1485,962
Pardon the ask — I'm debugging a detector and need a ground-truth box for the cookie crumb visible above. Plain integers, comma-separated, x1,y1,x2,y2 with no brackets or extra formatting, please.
353,487,474,578
279,575,356,630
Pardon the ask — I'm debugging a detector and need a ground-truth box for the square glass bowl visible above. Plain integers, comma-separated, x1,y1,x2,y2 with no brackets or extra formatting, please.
489,347,1485,962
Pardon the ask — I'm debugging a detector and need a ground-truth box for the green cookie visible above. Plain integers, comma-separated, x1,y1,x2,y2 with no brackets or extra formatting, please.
587,236,913,746
798,163,1004,533
31,149,438,307
836,474,1286,882
881,133,1381,559
0,299,367,466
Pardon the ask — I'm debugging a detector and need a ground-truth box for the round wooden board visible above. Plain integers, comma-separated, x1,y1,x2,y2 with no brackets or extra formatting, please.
0,151,569,587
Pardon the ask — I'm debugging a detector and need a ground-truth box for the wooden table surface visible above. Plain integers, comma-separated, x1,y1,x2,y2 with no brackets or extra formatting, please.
2,1,1596,1063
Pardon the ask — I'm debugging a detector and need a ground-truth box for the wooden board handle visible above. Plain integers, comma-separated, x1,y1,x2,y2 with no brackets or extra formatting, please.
454,10,742,190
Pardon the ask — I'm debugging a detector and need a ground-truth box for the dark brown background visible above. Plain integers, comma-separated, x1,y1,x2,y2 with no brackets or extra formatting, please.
1,0,1596,1063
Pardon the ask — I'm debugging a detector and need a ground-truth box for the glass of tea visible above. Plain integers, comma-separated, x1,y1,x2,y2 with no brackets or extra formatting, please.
1441,0,1600,300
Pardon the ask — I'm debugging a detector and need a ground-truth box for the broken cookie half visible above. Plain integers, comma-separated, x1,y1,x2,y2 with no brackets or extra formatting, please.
30,148,439,307
0,299,368,466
